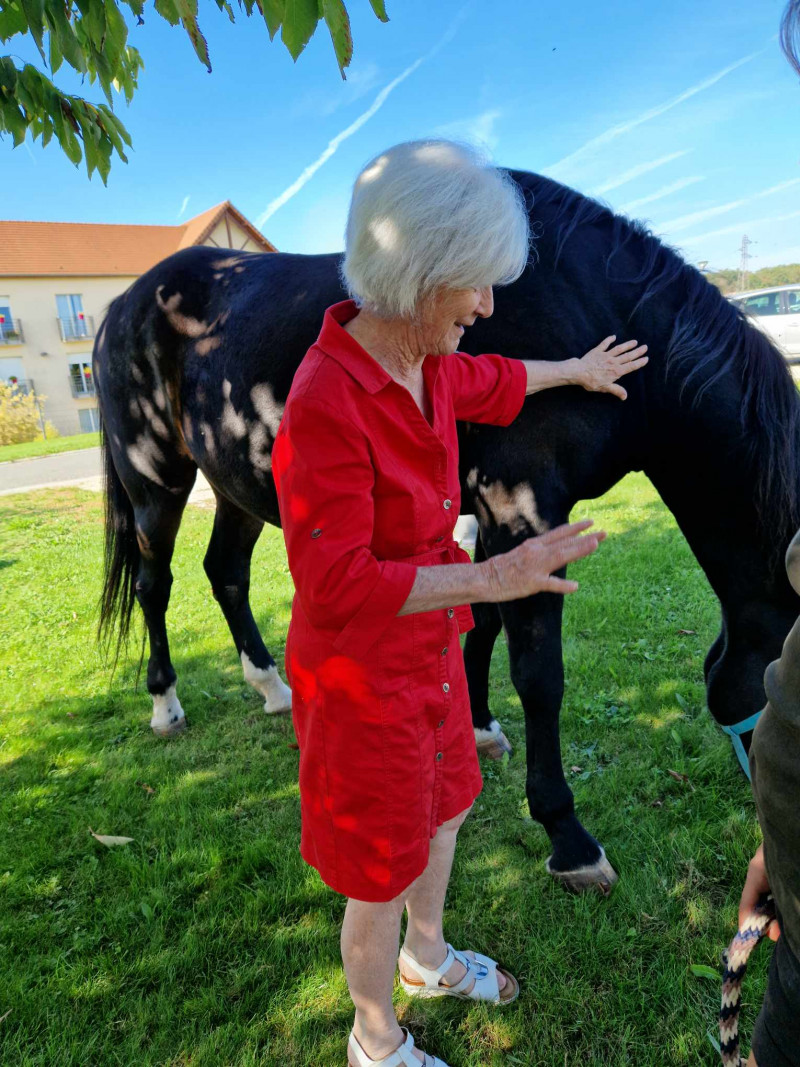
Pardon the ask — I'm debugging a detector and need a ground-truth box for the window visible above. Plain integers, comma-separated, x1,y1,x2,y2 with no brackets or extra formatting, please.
69,358,95,397
57,294,90,339
0,297,21,342
784,290,800,314
78,408,100,433
741,291,782,317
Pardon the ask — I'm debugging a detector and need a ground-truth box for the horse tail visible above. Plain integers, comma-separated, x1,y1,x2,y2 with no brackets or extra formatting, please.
96,307,140,665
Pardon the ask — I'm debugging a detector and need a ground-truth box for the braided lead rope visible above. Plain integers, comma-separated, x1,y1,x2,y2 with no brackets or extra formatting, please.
720,893,777,1067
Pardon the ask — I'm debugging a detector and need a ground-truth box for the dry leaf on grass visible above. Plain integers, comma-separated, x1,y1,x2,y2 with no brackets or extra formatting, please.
89,829,134,847
677,629,697,636
667,769,695,791
0,1009,12,1024
135,781,156,796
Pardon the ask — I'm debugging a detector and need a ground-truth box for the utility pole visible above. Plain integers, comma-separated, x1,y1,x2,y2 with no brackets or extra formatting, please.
737,234,755,292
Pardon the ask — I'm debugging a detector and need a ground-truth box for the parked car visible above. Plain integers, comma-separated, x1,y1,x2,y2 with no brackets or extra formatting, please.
728,285,800,361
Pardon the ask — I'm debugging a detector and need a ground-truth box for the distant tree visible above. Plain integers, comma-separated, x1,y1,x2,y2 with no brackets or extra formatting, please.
706,265,800,295
0,0,388,182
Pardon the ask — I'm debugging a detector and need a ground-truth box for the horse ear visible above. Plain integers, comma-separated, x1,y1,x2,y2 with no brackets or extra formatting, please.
785,529,800,595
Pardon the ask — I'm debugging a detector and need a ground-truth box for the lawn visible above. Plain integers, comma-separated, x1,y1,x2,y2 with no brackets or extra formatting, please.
0,433,100,464
0,476,767,1066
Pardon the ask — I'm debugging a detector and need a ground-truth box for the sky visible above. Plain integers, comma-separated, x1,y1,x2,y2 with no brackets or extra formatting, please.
2,0,798,271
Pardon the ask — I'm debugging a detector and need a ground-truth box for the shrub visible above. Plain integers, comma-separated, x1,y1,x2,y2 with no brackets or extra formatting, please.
0,382,59,445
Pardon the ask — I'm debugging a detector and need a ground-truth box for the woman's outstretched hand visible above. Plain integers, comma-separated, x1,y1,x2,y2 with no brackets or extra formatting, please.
739,844,781,941
577,336,649,400
484,520,605,602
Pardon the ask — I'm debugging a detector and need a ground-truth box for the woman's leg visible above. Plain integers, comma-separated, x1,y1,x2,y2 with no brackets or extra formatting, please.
746,1054,758,1066
401,806,506,994
342,891,424,1064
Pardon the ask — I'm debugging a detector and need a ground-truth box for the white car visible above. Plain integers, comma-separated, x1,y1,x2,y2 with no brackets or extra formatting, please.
729,285,800,361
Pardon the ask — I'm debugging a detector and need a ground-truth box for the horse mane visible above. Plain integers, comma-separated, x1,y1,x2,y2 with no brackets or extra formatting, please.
512,169,800,559
782,0,800,77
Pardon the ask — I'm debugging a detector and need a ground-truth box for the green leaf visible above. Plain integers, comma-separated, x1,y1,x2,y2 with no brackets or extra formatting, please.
175,0,211,70
706,1032,721,1053
321,0,351,77
260,0,284,39
280,0,318,60
368,0,389,22
0,5,29,42
154,0,181,26
48,29,63,74
690,964,719,981
20,0,47,62
0,99,28,146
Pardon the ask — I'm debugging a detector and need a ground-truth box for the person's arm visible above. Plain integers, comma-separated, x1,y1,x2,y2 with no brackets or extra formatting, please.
522,336,649,401
398,520,605,615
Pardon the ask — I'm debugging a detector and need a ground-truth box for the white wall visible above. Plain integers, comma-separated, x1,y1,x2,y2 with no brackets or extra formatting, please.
0,276,136,435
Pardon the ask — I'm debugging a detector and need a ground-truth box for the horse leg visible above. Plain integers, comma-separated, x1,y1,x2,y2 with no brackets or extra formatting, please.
463,534,513,759
203,493,292,714
502,594,619,893
133,492,192,736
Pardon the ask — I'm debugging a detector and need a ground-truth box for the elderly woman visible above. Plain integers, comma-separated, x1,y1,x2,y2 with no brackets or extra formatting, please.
272,140,648,1067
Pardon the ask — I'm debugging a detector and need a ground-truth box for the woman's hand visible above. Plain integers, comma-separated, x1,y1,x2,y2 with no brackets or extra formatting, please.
576,336,649,400
484,520,605,602
739,844,781,941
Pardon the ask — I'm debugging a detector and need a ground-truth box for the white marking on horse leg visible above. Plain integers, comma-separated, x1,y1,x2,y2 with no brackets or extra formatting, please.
474,718,513,759
240,651,292,714
150,684,187,736
546,847,619,895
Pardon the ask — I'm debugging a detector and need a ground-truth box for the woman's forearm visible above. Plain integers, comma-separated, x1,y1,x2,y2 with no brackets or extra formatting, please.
398,562,492,615
522,358,583,395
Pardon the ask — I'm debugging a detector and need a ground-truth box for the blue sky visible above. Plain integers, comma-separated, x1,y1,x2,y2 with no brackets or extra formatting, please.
2,0,798,270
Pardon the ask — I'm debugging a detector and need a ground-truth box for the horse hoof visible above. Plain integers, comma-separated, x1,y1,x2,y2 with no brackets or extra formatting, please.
152,715,187,738
546,848,618,895
474,720,513,760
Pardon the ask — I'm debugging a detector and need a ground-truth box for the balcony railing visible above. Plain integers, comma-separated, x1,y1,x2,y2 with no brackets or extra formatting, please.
4,377,35,395
0,319,24,345
58,315,95,341
68,368,96,398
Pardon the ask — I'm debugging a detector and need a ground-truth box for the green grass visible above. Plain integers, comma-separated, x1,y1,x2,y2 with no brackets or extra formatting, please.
0,476,767,1066
0,432,100,463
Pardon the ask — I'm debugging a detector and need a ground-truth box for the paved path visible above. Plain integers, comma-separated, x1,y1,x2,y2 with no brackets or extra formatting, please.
0,445,477,542
0,446,214,504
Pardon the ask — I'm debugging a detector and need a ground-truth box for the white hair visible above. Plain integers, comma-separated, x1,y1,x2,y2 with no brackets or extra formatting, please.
341,140,531,320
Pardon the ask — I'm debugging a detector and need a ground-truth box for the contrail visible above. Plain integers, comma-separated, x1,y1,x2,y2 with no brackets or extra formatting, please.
591,151,688,196
544,45,768,179
178,195,190,219
619,176,705,215
661,179,800,232
680,209,800,246
256,9,470,229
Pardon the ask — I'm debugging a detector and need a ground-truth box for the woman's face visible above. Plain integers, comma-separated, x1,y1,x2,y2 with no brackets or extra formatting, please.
420,286,494,355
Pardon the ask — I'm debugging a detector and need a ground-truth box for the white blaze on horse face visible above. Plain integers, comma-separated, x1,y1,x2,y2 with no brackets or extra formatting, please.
240,652,292,714
150,684,186,735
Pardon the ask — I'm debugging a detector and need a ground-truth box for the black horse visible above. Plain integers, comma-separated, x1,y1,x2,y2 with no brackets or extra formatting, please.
94,168,800,892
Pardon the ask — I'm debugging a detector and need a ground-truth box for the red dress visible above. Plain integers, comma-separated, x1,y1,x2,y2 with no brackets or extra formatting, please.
272,300,527,902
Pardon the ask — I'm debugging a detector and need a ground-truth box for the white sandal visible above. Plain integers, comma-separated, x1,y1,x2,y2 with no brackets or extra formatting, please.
347,1027,449,1067
398,943,519,1005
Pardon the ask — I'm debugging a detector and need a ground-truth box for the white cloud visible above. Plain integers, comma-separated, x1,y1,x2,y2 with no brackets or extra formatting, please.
591,151,688,196
661,179,800,232
619,176,705,214
434,108,503,150
544,45,767,180
256,8,471,229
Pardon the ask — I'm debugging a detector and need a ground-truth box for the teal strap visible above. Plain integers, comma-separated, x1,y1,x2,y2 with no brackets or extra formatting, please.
721,710,763,779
